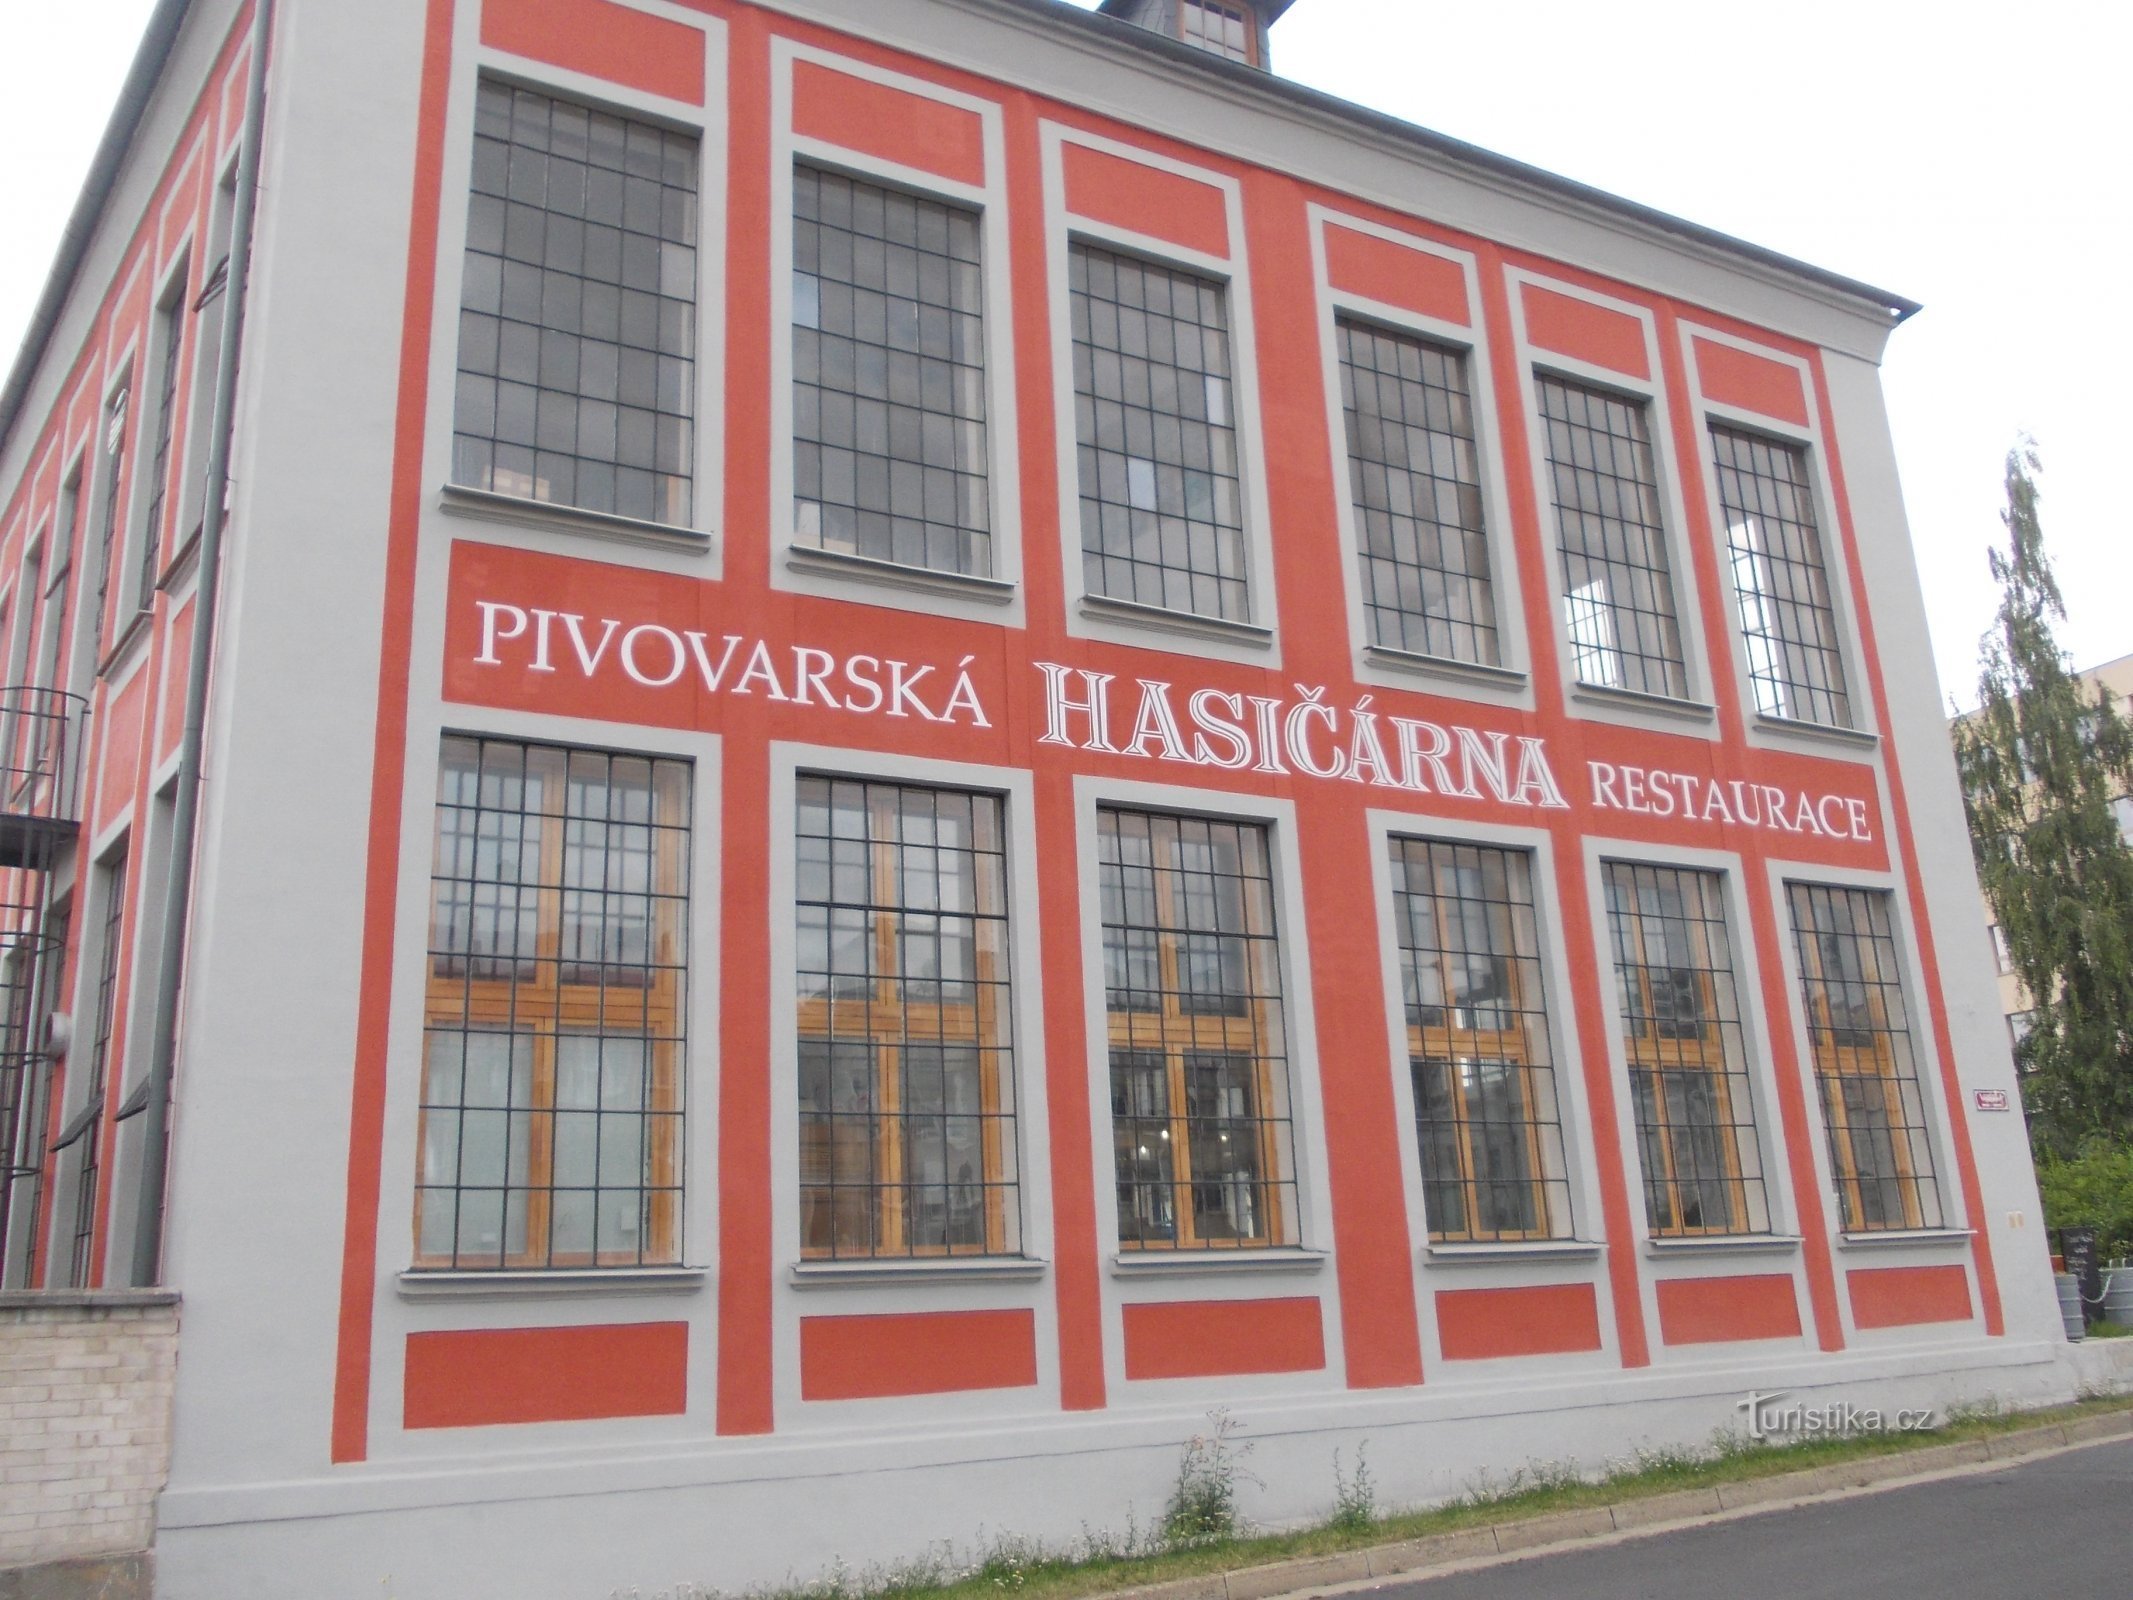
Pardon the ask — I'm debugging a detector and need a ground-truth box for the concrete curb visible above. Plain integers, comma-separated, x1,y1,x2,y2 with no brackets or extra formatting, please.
1100,1411,2133,1600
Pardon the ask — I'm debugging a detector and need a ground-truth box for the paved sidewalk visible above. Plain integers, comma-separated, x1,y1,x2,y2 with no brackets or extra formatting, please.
1366,1434,2133,1599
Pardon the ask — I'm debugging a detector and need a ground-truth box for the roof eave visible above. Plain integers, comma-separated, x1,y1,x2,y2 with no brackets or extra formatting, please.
0,0,196,461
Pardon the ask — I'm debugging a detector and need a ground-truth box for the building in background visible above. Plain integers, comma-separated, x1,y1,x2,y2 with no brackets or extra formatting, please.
1957,651,2133,1051
0,1,2103,1596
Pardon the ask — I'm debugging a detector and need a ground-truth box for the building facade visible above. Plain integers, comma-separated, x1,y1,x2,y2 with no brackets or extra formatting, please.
0,1,2085,1594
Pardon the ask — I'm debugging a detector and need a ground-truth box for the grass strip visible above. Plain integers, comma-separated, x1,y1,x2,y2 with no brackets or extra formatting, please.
717,1392,2133,1600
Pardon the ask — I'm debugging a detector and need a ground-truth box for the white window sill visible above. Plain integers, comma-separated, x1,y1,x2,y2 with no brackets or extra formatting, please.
784,544,1015,605
1644,1234,1803,1258
1751,712,1881,751
1110,1248,1326,1278
1362,644,1527,692
395,1267,707,1301
1569,681,1717,726
1078,594,1273,650
1423,1240,1604,1264
438,483,713,556
788,1257,1047,1287
1835,1228,1977,1252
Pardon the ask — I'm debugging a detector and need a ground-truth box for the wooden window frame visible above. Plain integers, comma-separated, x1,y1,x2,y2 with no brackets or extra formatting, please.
1394,839,1568,1243
796,779,1017,1260
1176,0,1260,66
416,738,689,1271
1788,884,1941,1234
1104,810,1293,1251
1603,863,1767,1238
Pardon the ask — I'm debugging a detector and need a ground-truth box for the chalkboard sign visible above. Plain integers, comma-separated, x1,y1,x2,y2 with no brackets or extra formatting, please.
2062,1226,2102,1327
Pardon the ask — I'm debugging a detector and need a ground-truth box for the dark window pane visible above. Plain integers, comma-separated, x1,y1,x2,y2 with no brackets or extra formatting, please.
1787,883,1942,1233
792,167,989,574
1072,244,1248,622
1713,425,1853,727
1100,808,1295,1249
1539,375,1687,699
452,81,696,524
1602,861,1770,1236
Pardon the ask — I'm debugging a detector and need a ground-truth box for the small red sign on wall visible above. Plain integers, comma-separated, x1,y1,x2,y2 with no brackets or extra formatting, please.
1973,1089,2012,1112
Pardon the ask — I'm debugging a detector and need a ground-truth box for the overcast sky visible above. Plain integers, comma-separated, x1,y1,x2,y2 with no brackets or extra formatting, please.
4,0,2125,706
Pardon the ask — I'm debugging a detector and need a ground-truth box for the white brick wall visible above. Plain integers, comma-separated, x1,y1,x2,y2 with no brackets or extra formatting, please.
0,1292,178,1569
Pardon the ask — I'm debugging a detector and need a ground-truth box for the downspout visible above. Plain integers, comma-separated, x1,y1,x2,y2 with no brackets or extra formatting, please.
129,0,275,1286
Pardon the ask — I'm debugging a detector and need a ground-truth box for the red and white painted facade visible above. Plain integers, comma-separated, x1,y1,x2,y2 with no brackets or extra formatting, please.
0,1,2077,1595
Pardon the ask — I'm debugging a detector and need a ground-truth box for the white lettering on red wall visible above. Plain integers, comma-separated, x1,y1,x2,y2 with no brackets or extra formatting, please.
471,600,993,726
462,599,1875,845
1587,760,1873,842
1034,662,1570,808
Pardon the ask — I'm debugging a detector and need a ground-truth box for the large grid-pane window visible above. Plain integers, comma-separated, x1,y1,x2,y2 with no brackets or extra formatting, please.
418,736,690,1270
1538,375,1688,699
1602,862,1770,1236
1180,0,1255,62
135,277,187,612
1338,319,1497,664
90,388,129,657
792,168,990,575
1786,883,1944,1233
795,778,1018,1257
54,859,125,1287
1711,425,1852,728
1391,838,1570,1241
1071,243,1247,622
453,82,698,525
0,909,67,1289
1102,810,1295,1249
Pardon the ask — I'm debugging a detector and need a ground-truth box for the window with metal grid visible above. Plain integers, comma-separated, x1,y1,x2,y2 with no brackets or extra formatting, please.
1338,319,1498,664
792,168,991,575
57,858,125,1287
795,778,1018,1258
1070,243,1248,622
1710,425,1852,728
0,909,66,1289
135,278,187,612
89,387,129,657
452,81,698,526
1390,837,1571,1241
1180,0,1255,62
1785,882,1944,1233
418,736,690,1270
1101,809,1295,1249
1601,861,1771,1237
1537,375,1688,699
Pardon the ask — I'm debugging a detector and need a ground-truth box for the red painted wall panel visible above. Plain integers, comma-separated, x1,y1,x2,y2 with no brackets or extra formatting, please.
1323,224,1468,326
403,1323,689,1429
1522,284,1649,379
1061,144,1228,259
792,62,986,187
1121,1297,1325,1380
158,601,193,764
1656,1274,1803,1345
1437,1284,1603,1360
1695,338,1809,427
800,1310,1039,1400
481,0,706,107
1848,1265,1973,1330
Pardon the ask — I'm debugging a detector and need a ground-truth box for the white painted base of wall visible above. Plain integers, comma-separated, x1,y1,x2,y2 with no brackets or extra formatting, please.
154,1336,2092,1600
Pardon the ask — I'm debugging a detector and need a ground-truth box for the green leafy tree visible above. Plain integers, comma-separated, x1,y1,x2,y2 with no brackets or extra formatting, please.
1952,442,2133,1155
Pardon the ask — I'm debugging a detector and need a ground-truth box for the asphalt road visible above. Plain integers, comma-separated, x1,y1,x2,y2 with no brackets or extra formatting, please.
1368,1438,2133,1600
